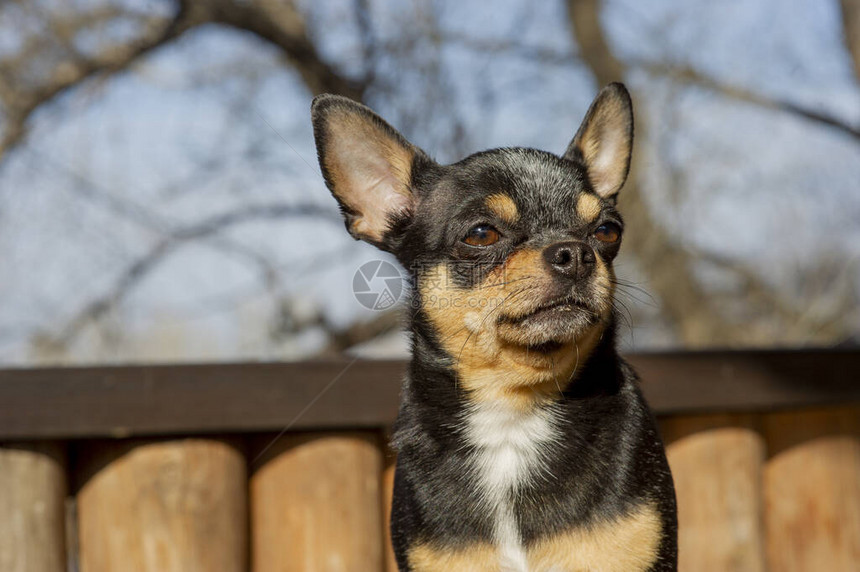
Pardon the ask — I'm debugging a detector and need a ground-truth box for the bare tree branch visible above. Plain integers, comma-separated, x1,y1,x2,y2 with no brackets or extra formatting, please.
446,18,860,142
322,311,402,354
568,0,719,345
566,0,624,87
0,0,367,162
0,0,381,358
840,0,860,81
0,2,202,160
566,0,799,345
566,0,856,345
268,286,402,356
440,33,580,66
44,203,342,348
634,60,860,142
203,0,365,100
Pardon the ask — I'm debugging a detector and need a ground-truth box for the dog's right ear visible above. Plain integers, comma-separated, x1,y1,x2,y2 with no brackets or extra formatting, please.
312,95,428,250
563,83,633,200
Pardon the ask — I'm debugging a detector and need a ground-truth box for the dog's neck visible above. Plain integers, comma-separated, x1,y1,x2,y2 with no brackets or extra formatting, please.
405,307,623,414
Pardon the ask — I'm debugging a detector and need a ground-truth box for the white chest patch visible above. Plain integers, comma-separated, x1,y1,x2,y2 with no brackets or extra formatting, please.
465,401,560,572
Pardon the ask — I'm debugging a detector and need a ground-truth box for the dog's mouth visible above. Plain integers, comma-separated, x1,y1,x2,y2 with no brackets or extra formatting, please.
494,293,602,350
500,295,594,325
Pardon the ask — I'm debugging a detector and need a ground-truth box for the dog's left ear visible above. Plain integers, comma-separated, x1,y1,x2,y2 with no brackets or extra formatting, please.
563,83,634,199
312,94,428,250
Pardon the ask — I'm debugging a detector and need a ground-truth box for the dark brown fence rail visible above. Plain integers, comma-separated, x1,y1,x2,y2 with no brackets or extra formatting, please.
0,349,858,572
1,349,858,440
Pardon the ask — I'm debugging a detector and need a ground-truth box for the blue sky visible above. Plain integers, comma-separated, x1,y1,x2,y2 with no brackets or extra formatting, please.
0,0,858,364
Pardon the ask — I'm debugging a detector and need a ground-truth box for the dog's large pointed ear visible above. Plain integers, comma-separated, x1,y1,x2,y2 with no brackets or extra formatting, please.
312,94,428,249
563,83,633,199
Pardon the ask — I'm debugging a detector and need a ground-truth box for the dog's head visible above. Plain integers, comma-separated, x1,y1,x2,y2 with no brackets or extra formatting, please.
312,85,633,397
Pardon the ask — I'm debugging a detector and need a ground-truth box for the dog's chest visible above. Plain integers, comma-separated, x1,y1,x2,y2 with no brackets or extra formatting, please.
464,402,559,571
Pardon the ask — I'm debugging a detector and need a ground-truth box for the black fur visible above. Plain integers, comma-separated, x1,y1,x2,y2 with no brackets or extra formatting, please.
312,85,678,571
391,329,678,571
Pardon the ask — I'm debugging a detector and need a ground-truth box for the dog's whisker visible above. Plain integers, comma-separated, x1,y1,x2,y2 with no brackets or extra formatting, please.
313,84,677,569
474,274,537,290
455,286,537,366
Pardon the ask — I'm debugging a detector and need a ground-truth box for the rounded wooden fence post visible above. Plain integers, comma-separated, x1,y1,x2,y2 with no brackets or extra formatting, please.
250,431,383,572
660,414,766,572
763,406,860,572
382,451,398,572
76,438,248,572
0,442,67,572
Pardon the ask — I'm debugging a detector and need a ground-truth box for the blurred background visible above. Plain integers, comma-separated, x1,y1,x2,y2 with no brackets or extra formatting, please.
1,0,858,368
1,3,859,572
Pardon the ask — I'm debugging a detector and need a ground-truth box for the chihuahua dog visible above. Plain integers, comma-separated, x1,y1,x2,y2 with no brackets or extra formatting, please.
312,84,677,572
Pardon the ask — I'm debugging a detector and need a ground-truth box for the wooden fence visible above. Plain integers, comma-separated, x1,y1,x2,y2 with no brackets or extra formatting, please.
0,349,858,572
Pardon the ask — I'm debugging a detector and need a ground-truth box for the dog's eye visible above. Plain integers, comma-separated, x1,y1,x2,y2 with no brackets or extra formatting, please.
594,223,621,243
463,224,501,247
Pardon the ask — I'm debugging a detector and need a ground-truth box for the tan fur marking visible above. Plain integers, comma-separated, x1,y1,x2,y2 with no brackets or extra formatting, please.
527,502,663,571
419,247,614,409
324,109,414,241
408,542,499,572
484,193,519,224
576,193,602,223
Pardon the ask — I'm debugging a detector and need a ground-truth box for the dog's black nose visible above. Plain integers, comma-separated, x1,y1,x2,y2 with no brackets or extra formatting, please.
543,241,595,280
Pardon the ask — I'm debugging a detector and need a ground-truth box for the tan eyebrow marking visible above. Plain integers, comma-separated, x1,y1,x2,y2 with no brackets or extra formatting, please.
484,193,519,224
576,193,602,223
